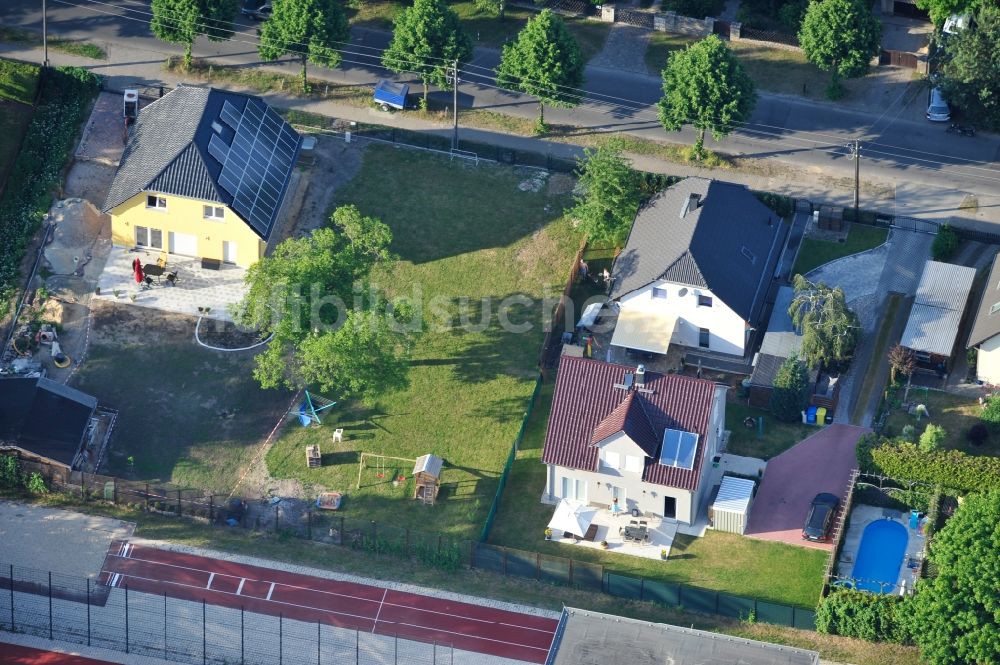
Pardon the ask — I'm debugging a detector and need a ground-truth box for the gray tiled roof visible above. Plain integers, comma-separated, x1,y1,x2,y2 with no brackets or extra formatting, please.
103,86,300,241
610,178,786,323
758,286,802,359
968,252,1000,348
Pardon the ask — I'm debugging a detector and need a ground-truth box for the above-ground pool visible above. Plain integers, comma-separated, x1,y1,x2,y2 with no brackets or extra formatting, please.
851,519,908,593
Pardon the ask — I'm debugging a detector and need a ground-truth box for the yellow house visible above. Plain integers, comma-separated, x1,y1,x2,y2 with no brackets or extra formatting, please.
103,86,301,268
968,253,1000,386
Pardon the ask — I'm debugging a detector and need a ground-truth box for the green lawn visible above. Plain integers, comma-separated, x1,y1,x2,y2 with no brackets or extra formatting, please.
0,59,39,105
488,379,827,608
644,34,830,101
725,402,813,460
0,27,106,60
792,225,888,277
0,100,34,191
70,306,292,492
884,388,990,455
264,145,580,540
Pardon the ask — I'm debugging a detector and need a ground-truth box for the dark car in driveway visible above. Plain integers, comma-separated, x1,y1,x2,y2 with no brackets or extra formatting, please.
802,493,839,542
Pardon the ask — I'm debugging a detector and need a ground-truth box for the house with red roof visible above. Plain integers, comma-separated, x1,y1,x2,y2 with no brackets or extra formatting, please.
540,357,727,525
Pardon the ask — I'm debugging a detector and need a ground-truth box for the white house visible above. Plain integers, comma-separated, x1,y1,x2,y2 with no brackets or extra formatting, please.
608,178,787,358
540,356,727,525
967,253,1000,385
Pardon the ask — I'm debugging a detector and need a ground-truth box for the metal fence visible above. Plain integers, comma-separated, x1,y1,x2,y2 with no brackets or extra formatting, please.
0,562,456,665
472,544,817,630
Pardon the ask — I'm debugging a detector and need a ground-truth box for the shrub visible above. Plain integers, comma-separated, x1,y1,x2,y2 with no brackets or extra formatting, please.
856,432,877,470
770,355,811,422
816,589,911,643
967,422,989,446
982,396,1000,432
753,190,795,218
660,0,726,17
869,438,1000,493
918,424,946,452
931,224,959,261
901,424,916,443
24,471,47,494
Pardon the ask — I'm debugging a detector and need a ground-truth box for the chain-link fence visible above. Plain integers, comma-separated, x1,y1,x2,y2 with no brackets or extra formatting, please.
0,562,458,665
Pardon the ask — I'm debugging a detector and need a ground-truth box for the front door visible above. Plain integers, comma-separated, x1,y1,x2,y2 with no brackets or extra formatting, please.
169,232,198,257
222,240,237,264
664,496,677,520
611,485,626,508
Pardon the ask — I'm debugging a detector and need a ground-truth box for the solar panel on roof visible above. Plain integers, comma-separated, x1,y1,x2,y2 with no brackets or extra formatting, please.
210,96,300,237
207,134,230,164
659,429,698,470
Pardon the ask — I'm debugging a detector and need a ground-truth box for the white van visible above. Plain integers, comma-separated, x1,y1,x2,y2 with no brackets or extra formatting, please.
926,87,951,122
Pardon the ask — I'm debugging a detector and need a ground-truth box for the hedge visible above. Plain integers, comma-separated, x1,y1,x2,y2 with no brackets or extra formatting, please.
0,66,100,299
869,440,1000,493
815,589,911,643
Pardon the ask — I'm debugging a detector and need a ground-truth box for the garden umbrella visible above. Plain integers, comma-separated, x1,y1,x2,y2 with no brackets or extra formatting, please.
547,499,597,538
133,263,144,284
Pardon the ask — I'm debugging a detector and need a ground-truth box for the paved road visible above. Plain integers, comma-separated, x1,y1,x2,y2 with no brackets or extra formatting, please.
3,0,1000,225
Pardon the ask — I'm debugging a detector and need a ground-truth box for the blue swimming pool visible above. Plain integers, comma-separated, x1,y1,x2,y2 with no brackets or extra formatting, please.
851,519,908,593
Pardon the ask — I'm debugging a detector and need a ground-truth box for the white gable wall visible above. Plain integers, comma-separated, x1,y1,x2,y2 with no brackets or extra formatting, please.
617,281,747,356
978,335,1000,385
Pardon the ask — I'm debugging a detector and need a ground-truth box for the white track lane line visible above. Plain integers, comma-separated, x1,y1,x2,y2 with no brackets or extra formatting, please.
110,549,552,640
236,578,245,596
266,582,275,601
206,572,215,590
372,588,388,633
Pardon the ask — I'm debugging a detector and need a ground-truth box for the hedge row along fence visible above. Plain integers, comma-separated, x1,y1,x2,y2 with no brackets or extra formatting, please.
0,65,100,298
861,436,1000,494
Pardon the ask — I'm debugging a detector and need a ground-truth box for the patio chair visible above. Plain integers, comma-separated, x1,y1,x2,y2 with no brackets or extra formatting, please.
157,257,166,269
165,271,179,286
639,520,648,527
629,519,638,526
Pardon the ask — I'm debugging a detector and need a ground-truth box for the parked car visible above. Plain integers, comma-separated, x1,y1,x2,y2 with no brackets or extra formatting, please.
240,0,272,20
802,493,839,542
926,87,951,122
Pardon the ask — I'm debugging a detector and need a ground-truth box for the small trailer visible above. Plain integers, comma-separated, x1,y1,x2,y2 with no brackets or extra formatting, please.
373,80,409,112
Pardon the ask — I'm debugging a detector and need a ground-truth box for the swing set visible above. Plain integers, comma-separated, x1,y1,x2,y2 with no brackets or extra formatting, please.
297,391,337,426
356,452,416,489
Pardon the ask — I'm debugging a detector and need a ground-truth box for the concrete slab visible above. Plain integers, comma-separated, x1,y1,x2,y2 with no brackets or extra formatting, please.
0,500,133,579
548,507,679,560
94,247,247,322
744,424,865,550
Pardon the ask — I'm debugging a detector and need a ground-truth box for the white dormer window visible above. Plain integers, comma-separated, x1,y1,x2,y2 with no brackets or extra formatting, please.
624,455,643,473
203,205,225,220
652,287,668,300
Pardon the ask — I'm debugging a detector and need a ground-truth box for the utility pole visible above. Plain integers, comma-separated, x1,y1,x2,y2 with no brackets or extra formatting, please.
846,139,861,222
450,60,459,151
42,0,49,68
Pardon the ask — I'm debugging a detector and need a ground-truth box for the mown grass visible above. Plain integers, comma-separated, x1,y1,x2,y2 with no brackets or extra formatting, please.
0,27,106,60
725,402,814,460
264,144,581,540
0,59,39,105
487,381,828,608
884,387,989,455
12,491,923,665
644,33,830,101
0,57,38,189
792,224,888,277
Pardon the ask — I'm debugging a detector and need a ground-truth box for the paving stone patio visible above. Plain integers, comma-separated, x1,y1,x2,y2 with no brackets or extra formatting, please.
94,247,247,321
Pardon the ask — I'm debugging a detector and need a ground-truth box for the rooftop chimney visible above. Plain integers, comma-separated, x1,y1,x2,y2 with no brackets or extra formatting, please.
680,193,701,218
635,364,645,387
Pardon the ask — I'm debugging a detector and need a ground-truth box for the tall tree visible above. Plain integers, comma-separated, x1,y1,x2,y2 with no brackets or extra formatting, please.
234,205,412,402
904,491,1000,664
567,140,641,246
151,0,238,68
887,344,916,384
656,34,756,159
798,0,881,98
940,5,1000,132
915,0,982,27
789,274,859,370
258,0,349,92
382,0,472,105
496,10,585,133
769,354,812,422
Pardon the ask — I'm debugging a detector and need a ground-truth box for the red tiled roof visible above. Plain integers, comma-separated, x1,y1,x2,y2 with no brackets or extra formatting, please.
589,391,659,458
542,357,718,491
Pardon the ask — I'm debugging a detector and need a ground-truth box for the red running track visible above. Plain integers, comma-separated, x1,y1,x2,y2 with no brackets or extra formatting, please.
0,644,118,665
98,541,556,663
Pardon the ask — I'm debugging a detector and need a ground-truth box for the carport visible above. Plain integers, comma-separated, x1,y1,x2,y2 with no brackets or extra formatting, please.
744,424,866,550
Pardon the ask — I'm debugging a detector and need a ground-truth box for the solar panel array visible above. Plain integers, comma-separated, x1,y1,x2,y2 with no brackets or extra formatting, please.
659,429,698,470
213,98,299,236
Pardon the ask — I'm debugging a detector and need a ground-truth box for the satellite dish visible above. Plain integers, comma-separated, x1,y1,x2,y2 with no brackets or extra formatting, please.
678,288,688,297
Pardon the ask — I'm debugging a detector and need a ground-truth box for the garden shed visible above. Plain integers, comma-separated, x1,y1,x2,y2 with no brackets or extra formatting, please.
412,454,443,505
900,261,975,372
709,475,756,535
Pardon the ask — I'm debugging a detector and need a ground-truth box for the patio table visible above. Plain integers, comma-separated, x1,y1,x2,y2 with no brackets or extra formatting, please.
623,525,648,542
143,264,165,283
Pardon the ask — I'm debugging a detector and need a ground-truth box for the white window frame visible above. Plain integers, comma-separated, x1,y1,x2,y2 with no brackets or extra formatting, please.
561,477,587,501
135,225,163,250
604,451,621,470
203,205,225,220
624,455,643,473
651,287,668,300
146,194,167,210
698,294,713,307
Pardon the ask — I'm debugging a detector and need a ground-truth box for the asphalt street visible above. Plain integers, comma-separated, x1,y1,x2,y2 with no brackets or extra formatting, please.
3,0,1000,225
